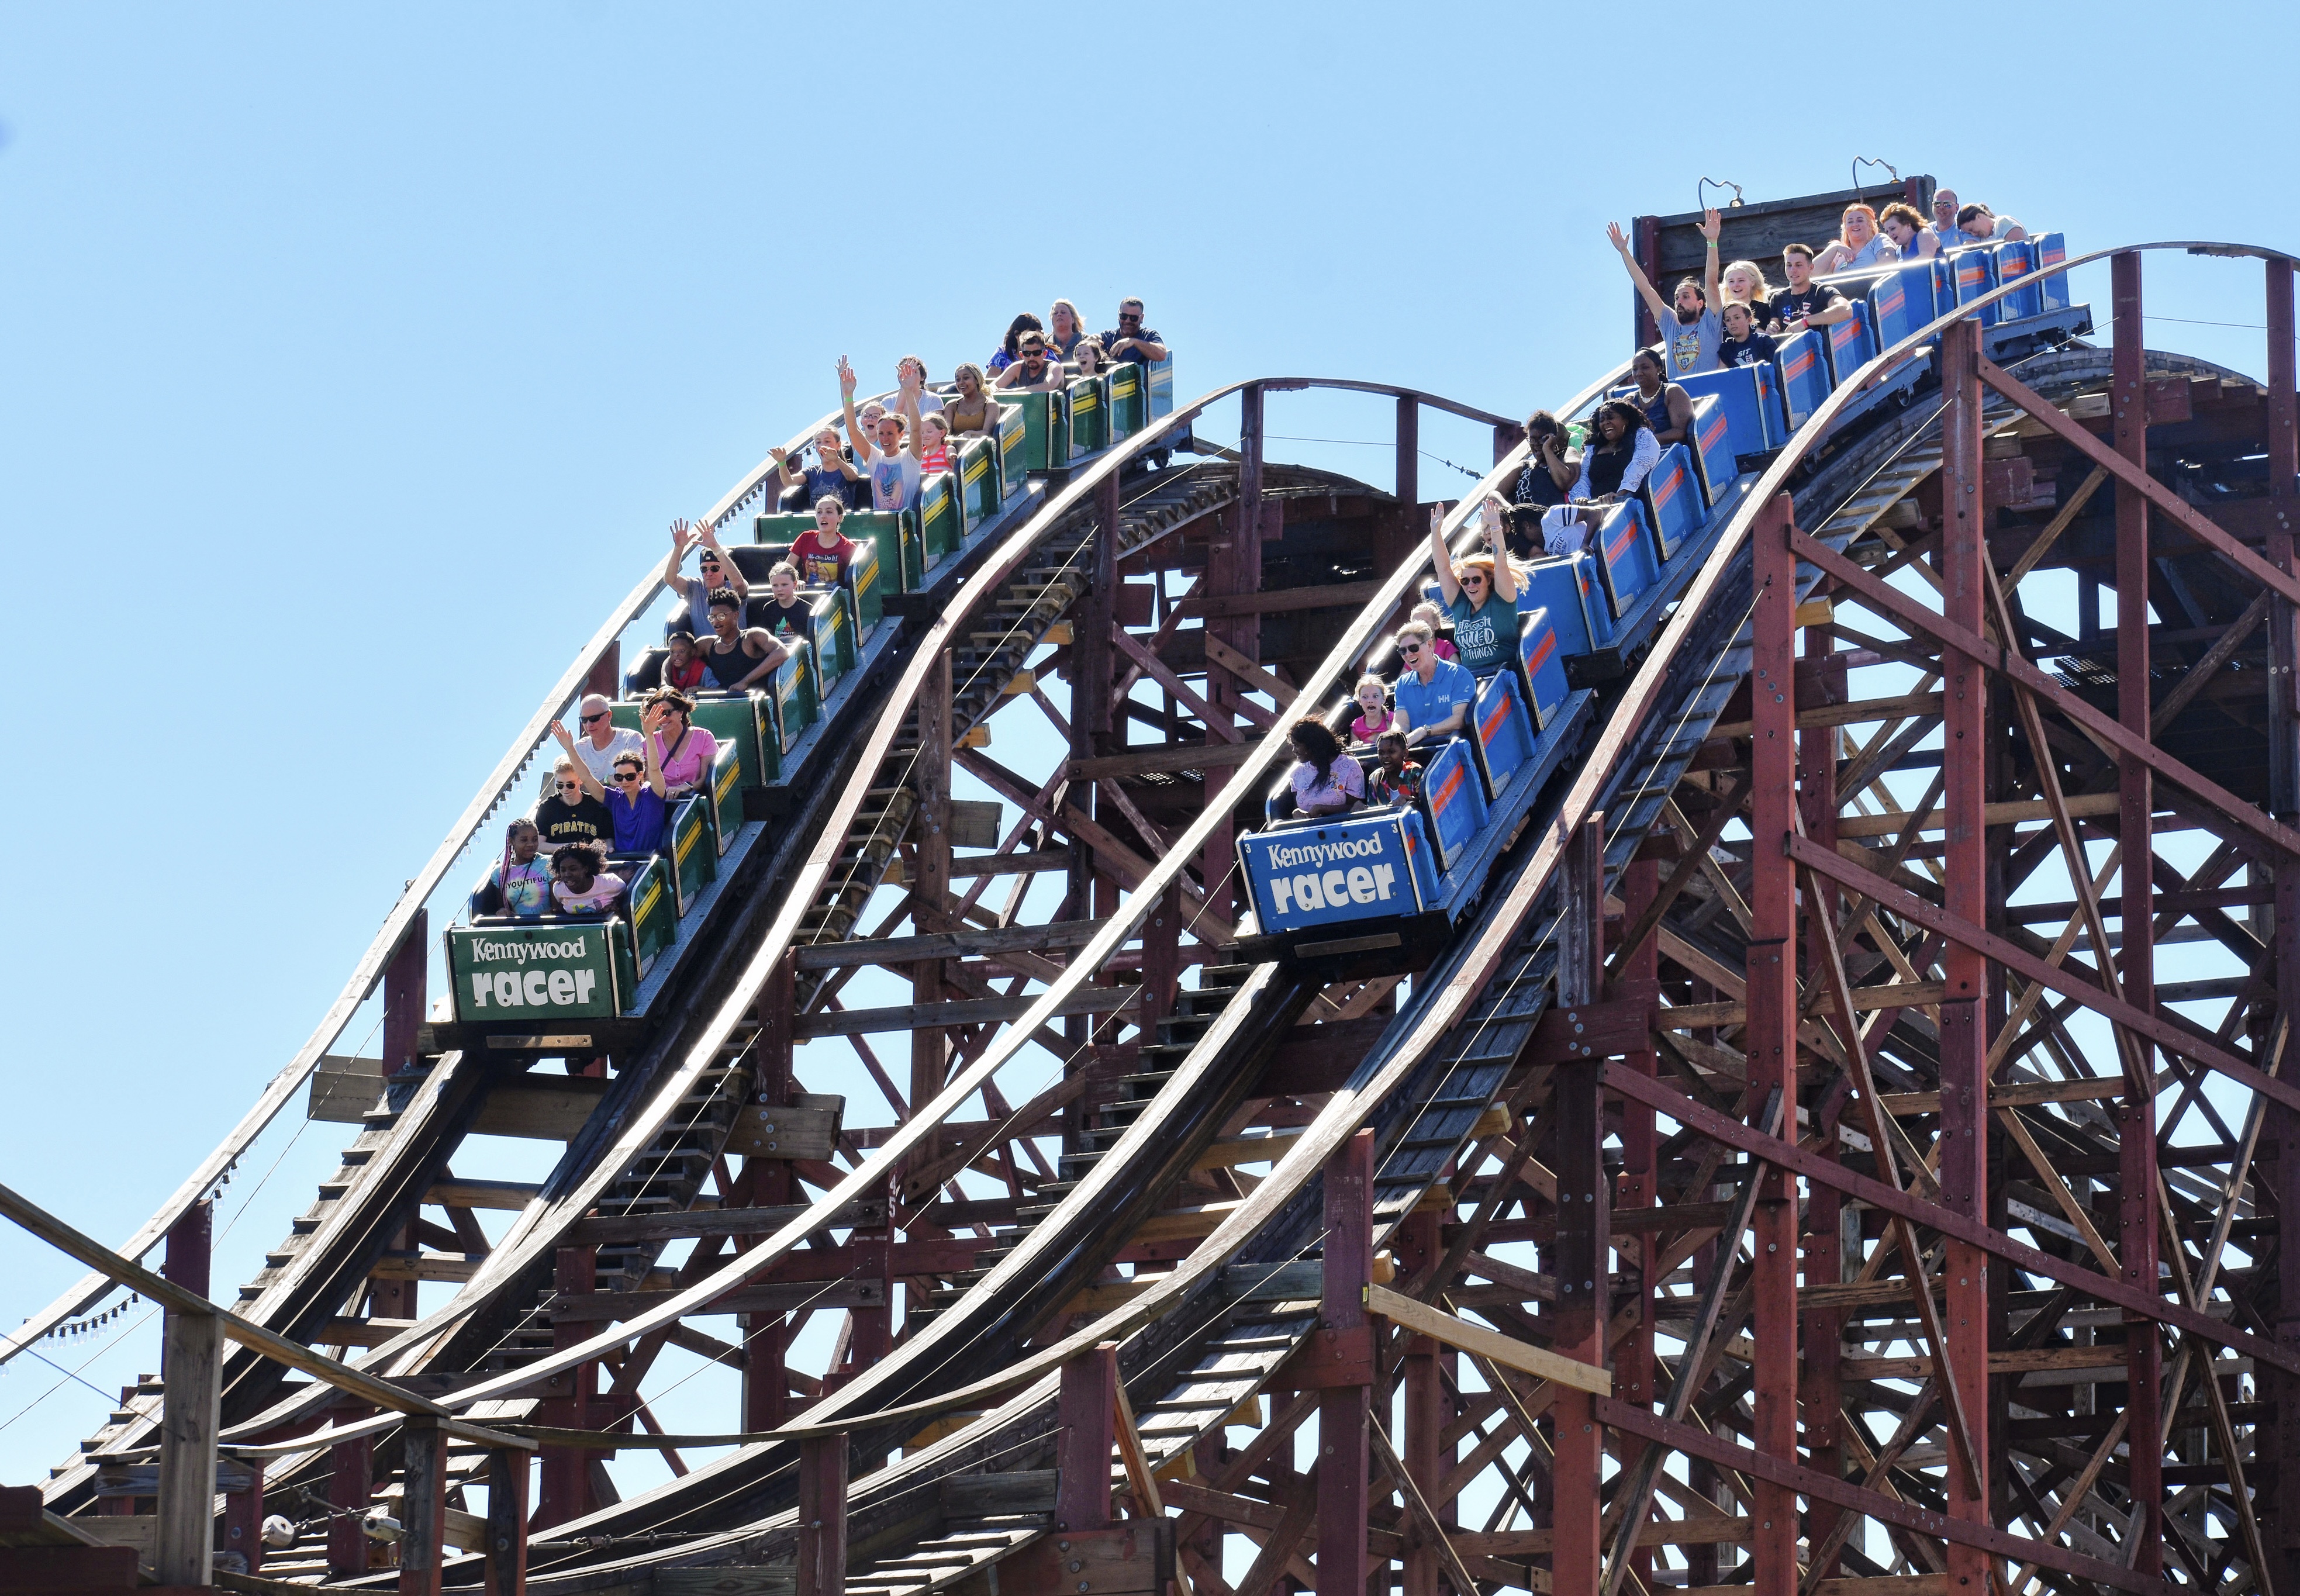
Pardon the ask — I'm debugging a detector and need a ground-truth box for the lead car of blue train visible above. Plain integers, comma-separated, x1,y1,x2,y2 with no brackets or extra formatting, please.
1237,233,2087,965
440,357,1176,1040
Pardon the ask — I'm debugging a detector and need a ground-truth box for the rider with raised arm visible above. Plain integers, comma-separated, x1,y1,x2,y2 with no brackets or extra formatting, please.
1428,499,1521,675
840,355,925,513
662,516,750,638
1612,208,1724,375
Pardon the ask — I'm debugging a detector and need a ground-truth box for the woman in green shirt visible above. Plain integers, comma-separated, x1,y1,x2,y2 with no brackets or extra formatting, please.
1428,498,1521,674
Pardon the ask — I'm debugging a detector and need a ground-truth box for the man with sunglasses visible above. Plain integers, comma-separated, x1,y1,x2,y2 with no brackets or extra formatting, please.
567,692,644,785
1099,298,1167,365
992,330,1066,393
1390,621,1474,749
662,515,751,638
602,704,672,855
539,724,615,854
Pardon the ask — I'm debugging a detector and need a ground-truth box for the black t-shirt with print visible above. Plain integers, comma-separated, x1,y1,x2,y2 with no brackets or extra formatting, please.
1769,284,1846,329
1718,331,1779,369
537,793,612,851
758,596,812,641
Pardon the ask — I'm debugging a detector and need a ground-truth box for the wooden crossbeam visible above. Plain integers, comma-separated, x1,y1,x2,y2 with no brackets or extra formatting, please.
1367,1286,1610,1394
793,983,1142,1039
791,917,1111,971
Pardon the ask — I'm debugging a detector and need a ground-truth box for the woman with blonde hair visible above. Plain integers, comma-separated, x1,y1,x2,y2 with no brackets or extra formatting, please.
1047,299,1087,358
1811,203,1900,274
1719,257,1773,322
945,363,999,436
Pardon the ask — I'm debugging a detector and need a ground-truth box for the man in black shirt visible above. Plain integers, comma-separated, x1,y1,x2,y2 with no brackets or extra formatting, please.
536,754,613,854
1767,243,1854,335
1100,298,1168,364
1716,302,1778,370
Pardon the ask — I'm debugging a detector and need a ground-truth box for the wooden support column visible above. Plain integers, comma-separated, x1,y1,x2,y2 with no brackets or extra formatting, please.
744,955,797,1434
397,1419,450,1596
1553,814,1608,1596
2264,251,2300,1596
482,1448,530,1596
1632,217,1663,351
797,1433,848,1596
156,1302,222,1587
1746,492,1800,1596
383,907,429,1076
1317,1128,1374,1594
1396,395,1418,512
1615,853,1659,1596
581,644,621,705
1202,384,1265,923
1397,1207,1445,1596
223,1454,265,1577
911,650,953,1219
2106,251,2164,1575
1936,315,1997,1592
1798,600,1845,1582
328,1407,373,1576
1056,1343,1118,1533
160,1198,211,1384
535,1244,596,1530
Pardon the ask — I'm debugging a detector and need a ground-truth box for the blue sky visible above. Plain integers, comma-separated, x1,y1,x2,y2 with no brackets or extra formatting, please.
3,0,2295,1484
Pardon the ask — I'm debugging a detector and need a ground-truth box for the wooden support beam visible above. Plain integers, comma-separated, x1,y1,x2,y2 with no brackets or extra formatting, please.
793,983,1143,1038
1367,1287,1610,1394
1602,1063,2296,1373
482,1448,528,1596
155,1300,220,1587
1317,1128,1373,1595
792,917,1112,971
1058,1344,1118,1533
1181,579,1384,618
797,1433,847,1596
1068,740,1262,782
396,1420,449,1596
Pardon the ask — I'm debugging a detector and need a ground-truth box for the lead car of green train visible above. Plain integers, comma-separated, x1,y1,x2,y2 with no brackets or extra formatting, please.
440,358,1177,1035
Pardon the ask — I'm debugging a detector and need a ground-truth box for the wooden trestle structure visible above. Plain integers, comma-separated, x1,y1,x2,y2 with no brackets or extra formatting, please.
6,243,2300,1596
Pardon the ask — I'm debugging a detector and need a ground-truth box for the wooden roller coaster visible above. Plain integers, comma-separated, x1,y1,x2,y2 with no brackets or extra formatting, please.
5,182,2298,1596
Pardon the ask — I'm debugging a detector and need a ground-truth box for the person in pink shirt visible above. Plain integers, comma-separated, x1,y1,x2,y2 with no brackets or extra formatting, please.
1347,675,1394,747
644,689,719,797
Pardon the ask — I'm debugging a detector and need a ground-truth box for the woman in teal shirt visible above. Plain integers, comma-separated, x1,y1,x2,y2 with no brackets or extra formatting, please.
1428,498,1521,674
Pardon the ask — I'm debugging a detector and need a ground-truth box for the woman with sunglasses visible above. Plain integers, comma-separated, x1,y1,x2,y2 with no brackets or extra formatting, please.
603,733,669,855
1390,620,1475,749
645,689,720,797
1427,499,1521,675
661,516,750,638
1538,398,1661,556
538,727,613,854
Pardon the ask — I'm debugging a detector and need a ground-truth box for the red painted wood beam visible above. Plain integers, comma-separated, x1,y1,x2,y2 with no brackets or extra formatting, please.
1600,1064,2295,1375
1791,528,2300,863
1746,496,1800,1596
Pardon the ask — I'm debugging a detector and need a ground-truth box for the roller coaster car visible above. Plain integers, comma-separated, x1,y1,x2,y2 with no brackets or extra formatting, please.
1235,606,1586,973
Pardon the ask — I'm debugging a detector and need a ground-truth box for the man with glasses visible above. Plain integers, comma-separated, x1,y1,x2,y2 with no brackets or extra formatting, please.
662,515,751,638
1099,298,1168,365
539,725,615,855
1390,621,1474,749
568,693,644,785
992,330,1067,393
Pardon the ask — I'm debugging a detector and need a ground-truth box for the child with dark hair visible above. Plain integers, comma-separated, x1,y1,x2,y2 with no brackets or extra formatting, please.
484,819,553,917
550,841,624,916
662,631,707,692
1270,717,1364,821
1715,302,1778,370
1369,730,1423,806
